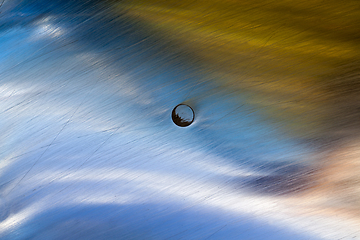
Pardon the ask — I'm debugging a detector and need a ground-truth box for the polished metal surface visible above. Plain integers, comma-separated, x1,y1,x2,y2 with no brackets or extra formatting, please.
1,0,360,239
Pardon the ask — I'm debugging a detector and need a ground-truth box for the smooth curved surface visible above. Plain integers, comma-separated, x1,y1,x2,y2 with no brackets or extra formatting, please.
0,0,360,239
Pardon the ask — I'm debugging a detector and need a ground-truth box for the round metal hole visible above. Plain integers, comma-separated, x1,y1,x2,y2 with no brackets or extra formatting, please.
171,104,195,127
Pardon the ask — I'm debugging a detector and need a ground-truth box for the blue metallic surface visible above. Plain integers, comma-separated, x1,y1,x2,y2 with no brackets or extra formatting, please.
0,0,359,239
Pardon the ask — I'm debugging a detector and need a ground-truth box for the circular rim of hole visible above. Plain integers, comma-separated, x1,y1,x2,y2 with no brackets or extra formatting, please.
171,104,195,127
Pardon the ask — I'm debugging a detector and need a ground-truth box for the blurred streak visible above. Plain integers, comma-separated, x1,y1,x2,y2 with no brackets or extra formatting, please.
0,0,359,239
116,0,360,139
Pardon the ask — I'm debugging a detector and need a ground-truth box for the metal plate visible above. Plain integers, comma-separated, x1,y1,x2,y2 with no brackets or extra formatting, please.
0,0,360,239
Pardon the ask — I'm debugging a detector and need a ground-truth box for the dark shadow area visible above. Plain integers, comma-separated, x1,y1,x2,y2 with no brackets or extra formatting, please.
230,163,317,196
171,104,195,127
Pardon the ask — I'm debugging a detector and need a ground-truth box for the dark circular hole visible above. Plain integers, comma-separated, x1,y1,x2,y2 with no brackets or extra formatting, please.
171,104,195,127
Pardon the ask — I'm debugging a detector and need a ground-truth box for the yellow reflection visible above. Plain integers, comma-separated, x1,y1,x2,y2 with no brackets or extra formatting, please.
112,0,360,138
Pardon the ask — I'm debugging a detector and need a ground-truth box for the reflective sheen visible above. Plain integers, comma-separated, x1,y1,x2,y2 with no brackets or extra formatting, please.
0,0,360,239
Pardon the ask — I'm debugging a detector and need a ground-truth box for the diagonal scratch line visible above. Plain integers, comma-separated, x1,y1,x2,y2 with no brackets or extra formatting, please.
203,224,228,240
7,81,97,195
199,103,244,131
57,125,122,194
0,40,78,77
76,126,121,170
7,102,82,195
